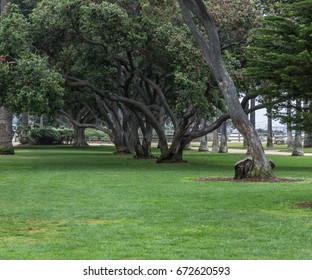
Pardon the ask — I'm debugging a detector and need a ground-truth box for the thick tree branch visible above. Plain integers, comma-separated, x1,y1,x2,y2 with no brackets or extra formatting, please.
66,75,169,152
138,73,178,130
59,109,113,137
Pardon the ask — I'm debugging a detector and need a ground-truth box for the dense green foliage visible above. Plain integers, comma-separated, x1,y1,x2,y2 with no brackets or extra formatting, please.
0,146,15,154
30,127,61,145
0,3,64,116
57,128,74,144
0,146,311,259
245,0,312,131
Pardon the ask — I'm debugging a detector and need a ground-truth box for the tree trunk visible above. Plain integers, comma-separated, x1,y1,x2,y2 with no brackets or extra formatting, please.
157,108,166,149
39,115,44,128
184,141,192,150
250,99,256,128
243,101,249,150
156,138,185,163
73,125,89,148
0,107,13,148
0,3,13,149
211,121,219,152
0,0,9,14
267,108,273,149
21,112,29,137
235,157,276,180
178,0,274,178
304,132,312,148
133,124,154,159
292,100,304,156
112,135,131,154
198,119,209,152
287,126,293,151
157,123,190,163
292,129,304,156
198,135,208,152
218,120,228,153
286,102,293,150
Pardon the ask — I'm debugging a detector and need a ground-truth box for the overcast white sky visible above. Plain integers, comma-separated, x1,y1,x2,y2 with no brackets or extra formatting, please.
255,108,284,130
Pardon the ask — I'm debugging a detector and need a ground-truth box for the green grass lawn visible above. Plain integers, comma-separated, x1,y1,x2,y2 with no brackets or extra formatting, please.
0,145,312,260
226,142,312,153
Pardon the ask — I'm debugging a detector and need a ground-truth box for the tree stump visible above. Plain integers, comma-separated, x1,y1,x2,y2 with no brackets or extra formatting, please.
234,157,253,179
234,157,276,179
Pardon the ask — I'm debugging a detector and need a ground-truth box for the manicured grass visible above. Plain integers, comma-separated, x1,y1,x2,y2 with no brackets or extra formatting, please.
0,145,312,260
226,142,312,153
274,145,312,153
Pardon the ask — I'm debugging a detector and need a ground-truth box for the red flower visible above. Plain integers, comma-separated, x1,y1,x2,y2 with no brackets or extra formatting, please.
0,57,6,62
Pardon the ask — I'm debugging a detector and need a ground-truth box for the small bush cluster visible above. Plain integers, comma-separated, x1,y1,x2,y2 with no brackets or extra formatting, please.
0,146,15,155
30,128,61,145
85,128,110,142
18,127,110,145
19,127,74,145
57,129,74,144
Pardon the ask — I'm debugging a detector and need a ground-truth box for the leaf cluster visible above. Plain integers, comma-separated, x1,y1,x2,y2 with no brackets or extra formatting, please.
0,3,65,115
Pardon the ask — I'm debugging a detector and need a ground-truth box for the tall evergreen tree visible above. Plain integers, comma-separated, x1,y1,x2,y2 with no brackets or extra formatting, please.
246,0,312,133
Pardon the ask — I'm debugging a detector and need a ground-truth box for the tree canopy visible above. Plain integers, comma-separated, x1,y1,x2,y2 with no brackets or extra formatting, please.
0,3,64,115
0,0,310,176
245,0,312,132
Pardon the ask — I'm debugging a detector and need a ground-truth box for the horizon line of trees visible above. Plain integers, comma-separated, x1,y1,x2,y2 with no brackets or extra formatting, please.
0,0,311,178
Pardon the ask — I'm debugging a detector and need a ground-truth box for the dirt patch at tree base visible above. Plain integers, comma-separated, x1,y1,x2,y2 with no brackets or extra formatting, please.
196,177,304,183
296,202,312,209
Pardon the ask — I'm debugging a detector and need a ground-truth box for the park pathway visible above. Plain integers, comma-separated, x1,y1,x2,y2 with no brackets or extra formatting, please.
228,149,312,156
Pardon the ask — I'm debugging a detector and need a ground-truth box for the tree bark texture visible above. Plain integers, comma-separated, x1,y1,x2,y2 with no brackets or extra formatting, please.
73,125,89,148
156,139,185,163
198,119,209,152
250,99,256,128
286,102,294,150
0,107,13,148
156,120,191,163
291,100,304,156
266,108,273,149
178,0,274,178
218,120,228,153
0,0,8,14
292,129,304,156
0,2,13,149
211,118,219,152
21,112,29,138
235,157,276,179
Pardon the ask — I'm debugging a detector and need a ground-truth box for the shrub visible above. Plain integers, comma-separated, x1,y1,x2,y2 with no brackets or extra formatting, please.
30,127,61,145
19,136,31,145
85,128,110,142
57,129,74,144
0,146,15,155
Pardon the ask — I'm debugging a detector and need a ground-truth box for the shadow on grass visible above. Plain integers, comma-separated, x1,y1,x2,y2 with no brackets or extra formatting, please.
8,145,312,179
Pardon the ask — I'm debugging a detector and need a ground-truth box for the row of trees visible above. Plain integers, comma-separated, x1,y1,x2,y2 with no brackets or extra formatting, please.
0,0,311,178
245,0,312,155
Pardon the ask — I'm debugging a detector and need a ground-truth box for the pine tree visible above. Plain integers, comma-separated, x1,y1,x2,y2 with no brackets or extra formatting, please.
245,0,312,133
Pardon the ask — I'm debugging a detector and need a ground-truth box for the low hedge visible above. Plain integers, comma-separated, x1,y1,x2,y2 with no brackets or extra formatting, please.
30,127,61,145
0,146,15,155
